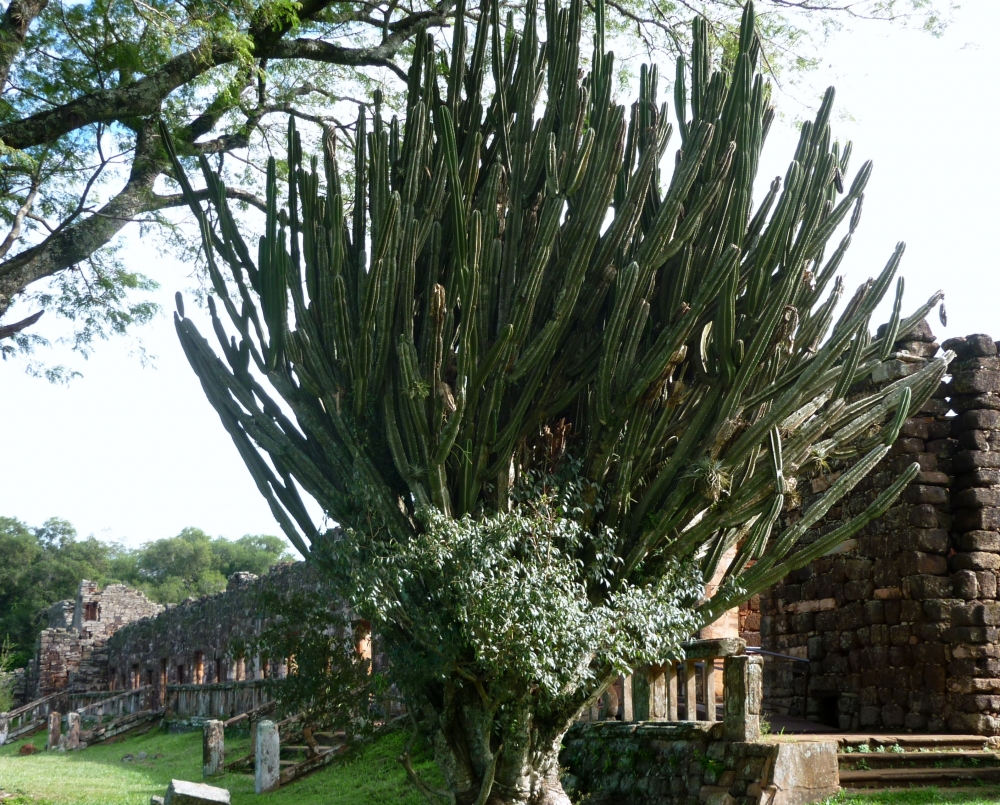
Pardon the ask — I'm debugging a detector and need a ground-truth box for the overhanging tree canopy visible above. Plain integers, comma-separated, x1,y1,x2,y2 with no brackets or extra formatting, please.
0,0,951,360
167,0,950,801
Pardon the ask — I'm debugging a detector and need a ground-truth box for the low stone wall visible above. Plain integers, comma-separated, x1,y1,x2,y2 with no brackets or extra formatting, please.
561,723,839,805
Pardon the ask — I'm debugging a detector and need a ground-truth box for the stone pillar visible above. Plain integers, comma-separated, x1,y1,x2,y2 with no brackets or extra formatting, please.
622,675,633,721
0,713,9,747
66,712,81,749
665,662,678,720
649,665,667,720
724,654,762,742
255,719,280,793
683,660,698,721
704,660,718,722
203,719,224,777
47,711,61,750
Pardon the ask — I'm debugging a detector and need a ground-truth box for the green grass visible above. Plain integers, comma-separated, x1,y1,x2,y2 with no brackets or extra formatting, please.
0,725,443,805
825,789,1000,805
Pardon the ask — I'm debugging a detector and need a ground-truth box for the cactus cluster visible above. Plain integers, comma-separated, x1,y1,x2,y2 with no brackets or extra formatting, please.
167,0,948,624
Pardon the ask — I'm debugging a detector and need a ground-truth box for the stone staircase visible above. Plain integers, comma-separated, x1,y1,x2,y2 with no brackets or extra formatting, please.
837,735,1000,790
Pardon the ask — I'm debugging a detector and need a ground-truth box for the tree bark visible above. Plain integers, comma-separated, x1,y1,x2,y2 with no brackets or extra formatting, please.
421,685,577,805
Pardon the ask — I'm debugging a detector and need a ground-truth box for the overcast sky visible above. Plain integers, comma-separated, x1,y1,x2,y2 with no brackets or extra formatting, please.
3,2,998,551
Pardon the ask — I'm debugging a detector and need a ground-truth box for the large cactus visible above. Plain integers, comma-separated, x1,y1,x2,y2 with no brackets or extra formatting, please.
166,0,949,801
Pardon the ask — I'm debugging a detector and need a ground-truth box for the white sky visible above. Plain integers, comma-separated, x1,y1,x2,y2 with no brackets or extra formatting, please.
2,2,998,551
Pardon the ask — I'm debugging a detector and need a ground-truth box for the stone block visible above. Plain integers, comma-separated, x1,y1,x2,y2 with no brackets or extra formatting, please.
960,409,1000,431
904,484,948,505
47,711,61,751
844,580,874,601
954,451,1000,473
952,570,979,600
163,780,231,805
66,712,80,750
908,505,940,528
255,719,280,794
922,599,957,622
959,430,991,451
900,419,930,440
903,575,953,600
954,488,1000,509
897,319,936,343
955,469,1000,489
899,529,951,555
767,741,840,805
955,531,1000,552
202,720,224,777
954,508,1000,532
898,552,949,577
944,334,999,358
979,571,998,599
952,552,1000,571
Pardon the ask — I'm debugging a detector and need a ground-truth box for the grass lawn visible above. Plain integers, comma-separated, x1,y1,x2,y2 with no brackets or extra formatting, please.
826,791,1000,805
5,728,1000,805
0,725,443,805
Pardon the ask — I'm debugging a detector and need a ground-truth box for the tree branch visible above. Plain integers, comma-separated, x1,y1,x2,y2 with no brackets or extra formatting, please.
0,3,450,151
0,0,48,89
0,307,42,339
0,172,40,258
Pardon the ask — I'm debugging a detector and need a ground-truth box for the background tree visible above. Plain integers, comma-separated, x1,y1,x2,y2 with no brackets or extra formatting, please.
108,526,292,601
0,0,951,363
0,516,290,663
168,0,951,800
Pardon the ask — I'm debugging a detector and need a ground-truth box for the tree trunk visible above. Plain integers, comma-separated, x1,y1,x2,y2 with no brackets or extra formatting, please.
425,686,577,805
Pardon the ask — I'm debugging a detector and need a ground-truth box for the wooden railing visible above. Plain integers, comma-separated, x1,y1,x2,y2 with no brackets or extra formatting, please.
1,692,66,744
583,638,765,741
166,679,270,720
67,690,119,712
75,686,153,723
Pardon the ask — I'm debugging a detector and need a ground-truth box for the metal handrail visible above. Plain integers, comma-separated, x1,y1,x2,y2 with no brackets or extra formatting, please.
746,647,810,719
747,647,809,663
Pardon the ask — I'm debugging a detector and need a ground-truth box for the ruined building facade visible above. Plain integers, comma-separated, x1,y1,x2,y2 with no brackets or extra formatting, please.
739,326,1000,735
30,581,164,697
25,563,321,706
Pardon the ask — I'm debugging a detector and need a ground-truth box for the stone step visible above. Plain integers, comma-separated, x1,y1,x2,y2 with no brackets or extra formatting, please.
839,750,1000,769
836,734,989,752
840,766,1000,789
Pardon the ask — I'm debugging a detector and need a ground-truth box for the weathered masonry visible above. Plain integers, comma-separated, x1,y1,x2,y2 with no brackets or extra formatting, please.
744,325,1000,735
104,563,323,703
28,581,163,697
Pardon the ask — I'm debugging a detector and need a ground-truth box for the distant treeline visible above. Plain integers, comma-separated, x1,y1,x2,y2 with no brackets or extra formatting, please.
0,517,292,666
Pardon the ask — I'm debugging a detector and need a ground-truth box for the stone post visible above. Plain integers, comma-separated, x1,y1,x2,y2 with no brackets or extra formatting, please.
0,713,8,747
723,654,762,742
47,711,61,750
203,719,224,777
254,719,280,793
622,675,633,721
649,665,667,720
683,660,698,720
66,712,81,749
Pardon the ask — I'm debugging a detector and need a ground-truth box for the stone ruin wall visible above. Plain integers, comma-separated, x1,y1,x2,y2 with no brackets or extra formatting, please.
756,325,1000,735
28,580,163,697
105,562,323,695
